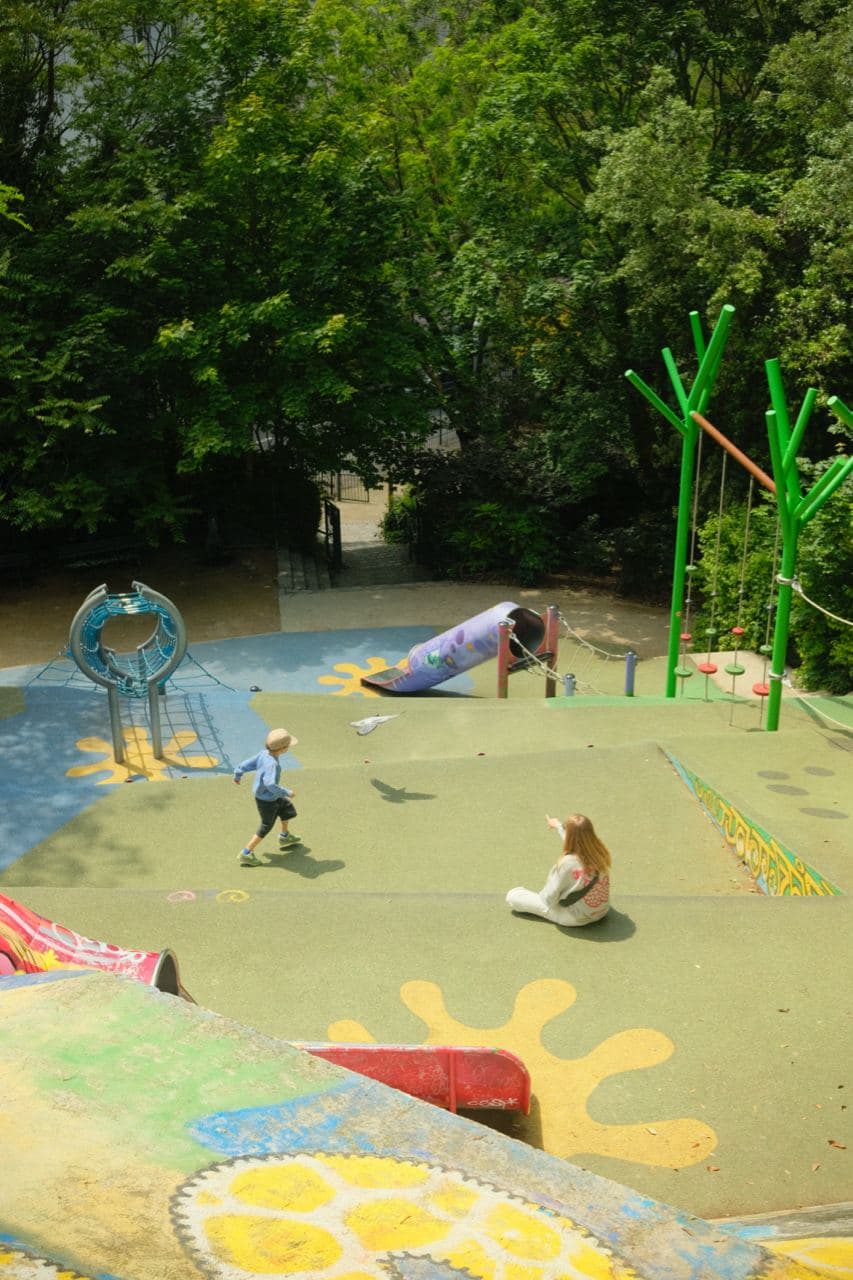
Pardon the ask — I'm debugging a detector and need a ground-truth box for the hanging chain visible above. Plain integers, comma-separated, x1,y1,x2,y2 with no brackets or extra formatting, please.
505,610,633,694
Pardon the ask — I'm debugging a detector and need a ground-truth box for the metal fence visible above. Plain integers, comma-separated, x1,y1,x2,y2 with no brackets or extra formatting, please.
319,471,371,503
322,499,343,580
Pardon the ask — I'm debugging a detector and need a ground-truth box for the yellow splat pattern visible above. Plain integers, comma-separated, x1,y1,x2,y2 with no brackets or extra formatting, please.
317,657,407,697
66,727,218,784
328,978,718,1170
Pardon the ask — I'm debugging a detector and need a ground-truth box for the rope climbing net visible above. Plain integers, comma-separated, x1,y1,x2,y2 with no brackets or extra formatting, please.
27,647,234,695
75,590,179,697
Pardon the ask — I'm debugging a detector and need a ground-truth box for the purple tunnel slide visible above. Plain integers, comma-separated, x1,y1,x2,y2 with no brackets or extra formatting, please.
360,602,545,694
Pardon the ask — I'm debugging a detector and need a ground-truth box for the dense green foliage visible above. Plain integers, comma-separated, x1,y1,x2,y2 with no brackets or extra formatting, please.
691,462,853,692
1,0,850,682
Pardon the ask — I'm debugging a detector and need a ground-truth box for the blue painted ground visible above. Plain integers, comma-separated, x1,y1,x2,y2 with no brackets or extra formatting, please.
0,627,473,694
0,627,476,867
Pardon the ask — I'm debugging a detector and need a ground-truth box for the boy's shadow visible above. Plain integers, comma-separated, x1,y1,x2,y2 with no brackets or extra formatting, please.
264,845,345,879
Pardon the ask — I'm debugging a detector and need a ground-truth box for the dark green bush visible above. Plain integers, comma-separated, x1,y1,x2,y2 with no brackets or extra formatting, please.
380,488,418,546
692,475,852,693
790,464,853,694
446,500,556,585
613,511,678,601
398,442,561,585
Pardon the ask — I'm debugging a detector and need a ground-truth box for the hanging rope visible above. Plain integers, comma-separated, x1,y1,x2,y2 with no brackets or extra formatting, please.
726,475,754,723
794,696,853,732
684,430,704,635
735,476,754,633
509,611,631,696
674,430,705,693
763,519,781,650
788,578,853,628
690,453,728,700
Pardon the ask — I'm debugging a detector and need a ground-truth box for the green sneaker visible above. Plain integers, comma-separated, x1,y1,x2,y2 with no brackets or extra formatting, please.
239,849,262,867
279,832,300,848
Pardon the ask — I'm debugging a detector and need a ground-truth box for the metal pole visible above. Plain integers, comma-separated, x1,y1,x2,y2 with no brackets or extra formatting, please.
624,650,638,697
148,683,163,759
562,674,576,696
108,686,125,765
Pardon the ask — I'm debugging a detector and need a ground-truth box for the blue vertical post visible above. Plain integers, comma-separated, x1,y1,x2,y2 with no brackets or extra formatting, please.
624,650,638,697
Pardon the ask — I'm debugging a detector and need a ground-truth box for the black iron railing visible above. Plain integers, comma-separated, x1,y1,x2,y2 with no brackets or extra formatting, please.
323,499,343,580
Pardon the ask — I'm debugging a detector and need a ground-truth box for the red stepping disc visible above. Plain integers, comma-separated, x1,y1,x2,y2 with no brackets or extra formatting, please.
697,662,718,674
753,682,770,697
731,626,745,636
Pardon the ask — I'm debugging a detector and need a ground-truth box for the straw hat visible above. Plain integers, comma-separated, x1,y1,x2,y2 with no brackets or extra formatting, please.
265,728,298,751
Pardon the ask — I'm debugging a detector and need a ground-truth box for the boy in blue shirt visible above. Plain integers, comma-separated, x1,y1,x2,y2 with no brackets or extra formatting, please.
233,727,300,866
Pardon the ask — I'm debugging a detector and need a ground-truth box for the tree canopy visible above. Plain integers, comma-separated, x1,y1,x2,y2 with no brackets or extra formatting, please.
1,0,850,601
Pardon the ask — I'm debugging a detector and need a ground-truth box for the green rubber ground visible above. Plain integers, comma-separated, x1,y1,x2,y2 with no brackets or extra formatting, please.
3,681,850,1223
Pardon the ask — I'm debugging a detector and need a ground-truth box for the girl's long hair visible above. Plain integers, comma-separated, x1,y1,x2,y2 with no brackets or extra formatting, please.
562,814,612,875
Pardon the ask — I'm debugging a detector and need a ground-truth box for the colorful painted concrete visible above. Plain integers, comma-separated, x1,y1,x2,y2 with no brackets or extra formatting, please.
0,969,834,1279
0,618,851,1276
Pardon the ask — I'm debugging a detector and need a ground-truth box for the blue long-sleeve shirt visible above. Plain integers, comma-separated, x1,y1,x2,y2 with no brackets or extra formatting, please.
233,749,293,800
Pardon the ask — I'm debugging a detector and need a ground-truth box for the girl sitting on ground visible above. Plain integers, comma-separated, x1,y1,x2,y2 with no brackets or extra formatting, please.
506,813,611,927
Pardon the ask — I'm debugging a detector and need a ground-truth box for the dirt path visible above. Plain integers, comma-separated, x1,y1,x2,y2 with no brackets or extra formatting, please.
0,489,672,668
0,545,280,669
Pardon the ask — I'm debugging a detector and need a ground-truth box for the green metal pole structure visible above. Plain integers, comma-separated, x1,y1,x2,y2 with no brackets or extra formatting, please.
763,363,853,732
626,304,735,697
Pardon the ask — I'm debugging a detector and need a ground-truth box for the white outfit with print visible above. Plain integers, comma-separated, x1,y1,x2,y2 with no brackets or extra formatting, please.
506,824,610,926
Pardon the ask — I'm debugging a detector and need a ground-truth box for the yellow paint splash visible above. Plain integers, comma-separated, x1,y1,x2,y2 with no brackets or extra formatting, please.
66,727,218,784
329,978,717,1170
317,656,406,697
761,1237,853,1278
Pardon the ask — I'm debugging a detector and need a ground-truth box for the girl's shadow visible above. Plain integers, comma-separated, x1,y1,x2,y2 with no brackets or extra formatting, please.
556,907,635,941
264,845,345,879
513,907,635,941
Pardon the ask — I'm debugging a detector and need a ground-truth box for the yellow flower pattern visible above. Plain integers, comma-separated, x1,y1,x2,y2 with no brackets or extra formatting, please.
173,1153,642,1278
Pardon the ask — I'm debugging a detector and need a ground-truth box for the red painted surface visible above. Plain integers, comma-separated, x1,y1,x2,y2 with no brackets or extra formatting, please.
297,1042,531,1114
0,892,190,998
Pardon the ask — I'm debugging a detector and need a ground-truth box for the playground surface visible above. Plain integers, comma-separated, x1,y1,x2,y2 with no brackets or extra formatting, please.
0,556,851,1278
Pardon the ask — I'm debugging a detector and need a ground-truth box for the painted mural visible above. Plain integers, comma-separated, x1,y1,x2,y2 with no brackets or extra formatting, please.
0,970,844,1280
173,1152,643,1278
665,752,842,896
